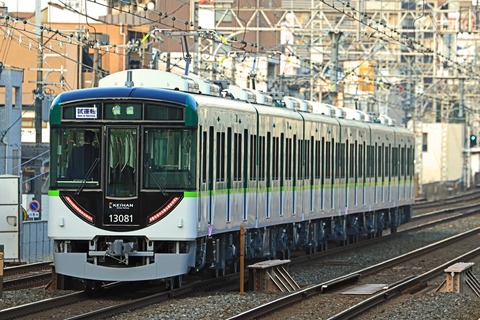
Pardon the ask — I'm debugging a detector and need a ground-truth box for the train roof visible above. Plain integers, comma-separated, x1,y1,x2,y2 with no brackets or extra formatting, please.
99,69,201,93
52,86,193,104
54,70,413,136
96,70,370,122
49,86,198,125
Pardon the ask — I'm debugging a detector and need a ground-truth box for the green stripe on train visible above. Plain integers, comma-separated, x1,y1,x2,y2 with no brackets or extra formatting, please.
48,190,60,196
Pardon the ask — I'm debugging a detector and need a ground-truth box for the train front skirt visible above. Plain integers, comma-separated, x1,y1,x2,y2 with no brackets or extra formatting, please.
53,252,193,281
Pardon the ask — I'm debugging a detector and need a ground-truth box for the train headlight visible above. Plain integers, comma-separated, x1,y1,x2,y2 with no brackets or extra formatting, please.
148,196,181,224
126,106,135,115
64,195,94,223
112,105,121,116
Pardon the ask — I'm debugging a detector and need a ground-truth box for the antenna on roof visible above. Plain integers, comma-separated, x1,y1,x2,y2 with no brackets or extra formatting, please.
125,70,134,87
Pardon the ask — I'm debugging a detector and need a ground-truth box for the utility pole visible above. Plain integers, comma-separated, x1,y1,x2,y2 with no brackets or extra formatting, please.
34,0,43,220
329,30,342,106
189,0,198,75
460,78,470,189
92,45,99,87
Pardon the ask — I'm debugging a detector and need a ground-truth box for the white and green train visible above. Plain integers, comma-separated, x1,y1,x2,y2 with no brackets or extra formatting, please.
48,69,414,287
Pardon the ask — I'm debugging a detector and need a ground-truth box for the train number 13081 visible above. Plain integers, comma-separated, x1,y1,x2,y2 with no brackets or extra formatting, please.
107,214,134,224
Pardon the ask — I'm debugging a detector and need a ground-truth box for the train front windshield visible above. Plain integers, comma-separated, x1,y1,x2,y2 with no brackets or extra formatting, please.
50,128,102,188
50,126,196,193
143,128,195,190
107,128,137,197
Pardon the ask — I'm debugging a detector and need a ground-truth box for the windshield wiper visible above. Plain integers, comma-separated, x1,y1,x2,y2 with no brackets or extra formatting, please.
144,163,167,196
75,158,100,195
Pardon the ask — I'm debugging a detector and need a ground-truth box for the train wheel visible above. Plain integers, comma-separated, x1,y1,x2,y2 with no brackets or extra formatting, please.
317,242,326,251
167,275,182,289
174,275,183,288
349,234,358,244
85,280,104,295
229,259,238,273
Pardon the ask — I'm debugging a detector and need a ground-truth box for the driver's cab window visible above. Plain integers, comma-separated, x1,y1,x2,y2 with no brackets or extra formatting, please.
51,128,101,187
107,128,137,198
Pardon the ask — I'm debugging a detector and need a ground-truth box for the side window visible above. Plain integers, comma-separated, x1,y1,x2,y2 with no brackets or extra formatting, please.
227,128,232,187
350,142,355,178
371,145,375,178
358,143,364,179
266,133,271,184
234,132,242,181
259,136,266,181
208,127,214,187
315,139,321,179
385,145,390,178
285,137,292,180
216,131,225,182
378,144,383,178
325,139,331,179
293,135,297,181
280,133,285,184
272,136,279,181
243,129,249,186
250,134,257,181
201,129,207,183
392,146,398,177
297,138,303,180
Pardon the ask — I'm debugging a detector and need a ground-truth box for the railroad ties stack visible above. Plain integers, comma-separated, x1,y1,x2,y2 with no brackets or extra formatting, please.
247,260,300,292
436,262,480,297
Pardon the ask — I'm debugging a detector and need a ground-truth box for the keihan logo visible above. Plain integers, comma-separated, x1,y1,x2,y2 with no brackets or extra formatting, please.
109,202,134,209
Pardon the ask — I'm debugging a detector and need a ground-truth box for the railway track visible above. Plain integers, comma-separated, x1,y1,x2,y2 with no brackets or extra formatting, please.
413,189,480,214
228,227,480,320
3,262,52,290
1,200,478,319
4,262,52,278
0,273,240,319
328,249,480,319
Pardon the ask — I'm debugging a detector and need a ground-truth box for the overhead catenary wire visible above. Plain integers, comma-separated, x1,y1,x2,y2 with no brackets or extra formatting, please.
25,0,480,82
0,1,460,81
0,0,477,110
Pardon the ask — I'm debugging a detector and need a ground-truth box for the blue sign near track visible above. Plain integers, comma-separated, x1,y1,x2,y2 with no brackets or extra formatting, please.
28,200,40,212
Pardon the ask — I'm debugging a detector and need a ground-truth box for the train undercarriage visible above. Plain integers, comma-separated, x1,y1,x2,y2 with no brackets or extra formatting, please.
195,205,412,278
53,205,411,291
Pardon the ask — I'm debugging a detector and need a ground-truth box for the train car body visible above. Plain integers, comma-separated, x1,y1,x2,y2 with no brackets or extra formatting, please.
48,69,414,285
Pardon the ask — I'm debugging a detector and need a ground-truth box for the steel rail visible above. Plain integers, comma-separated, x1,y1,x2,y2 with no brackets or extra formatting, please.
3,261,52,277
0,291,88,319
227,227,480,320
64,274,242,320
3,272,52,290
327,247,480,319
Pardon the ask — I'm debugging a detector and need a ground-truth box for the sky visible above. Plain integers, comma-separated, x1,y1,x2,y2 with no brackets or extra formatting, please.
2,0,65,12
